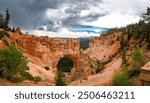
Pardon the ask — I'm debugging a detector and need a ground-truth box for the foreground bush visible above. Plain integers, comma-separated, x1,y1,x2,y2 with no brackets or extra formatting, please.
21,72,34,80
55,70,66,86
127,47,145,78
0,45,27,79
34,76,42,82
112,73,133,86
10,76,25,83
131,47,144,69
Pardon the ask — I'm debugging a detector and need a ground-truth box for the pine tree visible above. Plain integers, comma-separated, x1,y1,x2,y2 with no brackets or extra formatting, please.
142,7,150,49
0,44,27,79
120,32,127,71
122,47,127,71
0,14,2,28
4,9,10,30
12,27,15,32
120,32,125,51
143,7,150,23
54,69,66,86
131,47,145,69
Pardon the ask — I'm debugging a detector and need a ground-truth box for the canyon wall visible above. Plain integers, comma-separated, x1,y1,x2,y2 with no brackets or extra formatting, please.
8,29,80,71
2,29,123,85
1,28,82,82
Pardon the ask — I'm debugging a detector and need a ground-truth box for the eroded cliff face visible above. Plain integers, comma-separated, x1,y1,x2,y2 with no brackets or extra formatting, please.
5,29,104,83
69,33,123,86
2,28,79,82
0,28,128,85
1,27,150,86
87,32,121,62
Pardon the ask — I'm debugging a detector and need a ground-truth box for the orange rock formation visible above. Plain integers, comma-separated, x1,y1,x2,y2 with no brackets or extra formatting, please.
0,28,134,86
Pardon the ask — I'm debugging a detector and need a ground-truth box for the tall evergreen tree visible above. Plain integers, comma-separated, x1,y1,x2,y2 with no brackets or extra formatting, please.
143,7,150,49
0,14,4,29
122,47,127,71
120,32,127,71
4,9,10,30
120,32,125,50
143,7,150,23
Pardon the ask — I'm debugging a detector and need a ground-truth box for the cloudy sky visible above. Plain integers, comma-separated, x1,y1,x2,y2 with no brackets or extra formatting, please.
0,0,150,35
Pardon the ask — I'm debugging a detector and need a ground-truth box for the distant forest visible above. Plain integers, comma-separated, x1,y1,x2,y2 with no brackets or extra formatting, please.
106,7,150,49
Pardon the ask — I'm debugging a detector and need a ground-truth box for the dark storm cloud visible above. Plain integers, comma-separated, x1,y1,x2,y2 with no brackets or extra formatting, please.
0,0,104,31
21,0,59,13
39,0,105,31
0,0,60,29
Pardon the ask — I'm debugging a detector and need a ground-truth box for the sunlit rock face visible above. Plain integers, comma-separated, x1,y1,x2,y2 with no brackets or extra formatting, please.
5,29,82,81
8,30,80,69
2,29,125,85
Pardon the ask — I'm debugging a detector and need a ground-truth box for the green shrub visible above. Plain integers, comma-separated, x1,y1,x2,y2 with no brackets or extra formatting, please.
95,64,105,73
96,57,112,73
112,73,133,86
55,70,66,86
10,76,25,83
0,44,43,83
44,66,49,70
0,44,27,79
121,47,127,71
127,47,145,78
127,69,140,78
34,76,42,82
95,67,100,73
10,72,35,83
131,47,144,68
21,72,34,80
0,30,10,39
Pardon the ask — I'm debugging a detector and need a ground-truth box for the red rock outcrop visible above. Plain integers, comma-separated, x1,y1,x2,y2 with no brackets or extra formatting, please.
16,27,21,34
6,30,80,81
69,33,123,85
0,29,130,85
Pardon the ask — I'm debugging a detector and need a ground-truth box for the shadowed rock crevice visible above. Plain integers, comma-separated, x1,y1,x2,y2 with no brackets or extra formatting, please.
57,57,74,72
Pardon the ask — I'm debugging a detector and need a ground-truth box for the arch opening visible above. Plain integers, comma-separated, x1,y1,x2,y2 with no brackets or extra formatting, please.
57,57,74,72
